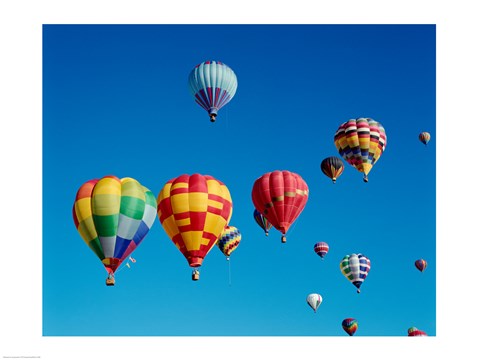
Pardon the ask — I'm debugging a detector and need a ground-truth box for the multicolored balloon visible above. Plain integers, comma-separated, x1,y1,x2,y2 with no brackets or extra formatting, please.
217,225,241,260
251,170,309,243
340,253,371,293
72,175,157,286
418,132,431,145
408,327,428,336
306,293,323,313
188,60,238,122
415,259,427,272
314,242,329,260
253,209,272,236
157,174,233,280
334,117,387,182
320,156,344,183
342,318,358,336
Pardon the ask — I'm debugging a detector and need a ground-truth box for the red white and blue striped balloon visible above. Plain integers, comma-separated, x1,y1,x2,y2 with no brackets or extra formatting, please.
314,242,329,260
188,60,238,122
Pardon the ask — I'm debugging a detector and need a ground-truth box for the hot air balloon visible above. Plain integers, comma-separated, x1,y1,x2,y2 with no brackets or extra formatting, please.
157,174,233,281
72,175,157,286
306,293,323,313
342,318,358,336
419,132,431,145
188,60,238,122
217,226,241,260
251,170,309,243
334,117,387,182
314,242,329,260
320,156,344,183
253,208,272,236
340,253,371,293
415,259,427,272
408,327,428,336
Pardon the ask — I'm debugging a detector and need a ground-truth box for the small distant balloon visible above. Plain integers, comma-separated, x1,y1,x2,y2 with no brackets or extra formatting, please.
408,327,428,336
342,318,358,336
418,132,431,145
415,259,427,272
320,156,344,183
314,242,329,260
306,293,323,313
253,209,272,236
217,225,241,260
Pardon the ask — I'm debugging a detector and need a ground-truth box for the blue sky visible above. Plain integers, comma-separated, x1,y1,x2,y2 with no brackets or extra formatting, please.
42,23,436,336
2,2,479,359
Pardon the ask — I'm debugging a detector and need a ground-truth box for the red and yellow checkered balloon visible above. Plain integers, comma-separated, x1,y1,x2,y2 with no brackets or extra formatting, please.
157,174,233,268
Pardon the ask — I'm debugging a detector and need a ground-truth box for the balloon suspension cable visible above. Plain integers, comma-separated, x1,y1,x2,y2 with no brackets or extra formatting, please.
227,257,232,287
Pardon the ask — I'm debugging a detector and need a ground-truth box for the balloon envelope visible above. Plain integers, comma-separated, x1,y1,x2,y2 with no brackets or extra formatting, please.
340,253,371,293
188,60,238,122
334,117,387,182
306,293,323,312
320,156,344,183
72,175,157,279
418,132,431,145
157,174,233,269
253,208,272,236
342,318,358,336
314,242,329,259
408,327,428,336
415,259,427,272
251,170,309,241
217,225,241,258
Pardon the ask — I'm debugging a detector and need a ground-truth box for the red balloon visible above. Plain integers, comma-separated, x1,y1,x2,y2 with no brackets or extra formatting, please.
251,170,309,242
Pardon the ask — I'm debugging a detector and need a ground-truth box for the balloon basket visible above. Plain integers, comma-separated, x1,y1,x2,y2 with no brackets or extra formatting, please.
106,277,115,286
281,236,286,243
192,271,200,281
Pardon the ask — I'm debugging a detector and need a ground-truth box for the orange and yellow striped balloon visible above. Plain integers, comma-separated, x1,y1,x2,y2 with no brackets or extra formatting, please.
157,174,233,270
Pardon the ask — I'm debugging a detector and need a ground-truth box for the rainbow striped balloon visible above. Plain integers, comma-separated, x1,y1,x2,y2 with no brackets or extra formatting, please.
73,176,157,284
342,318,358,336
217,225,241,259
